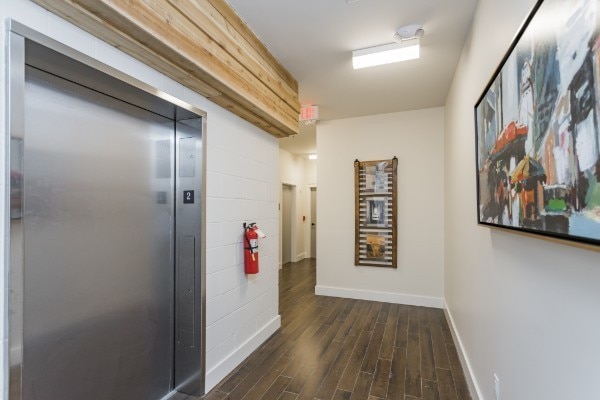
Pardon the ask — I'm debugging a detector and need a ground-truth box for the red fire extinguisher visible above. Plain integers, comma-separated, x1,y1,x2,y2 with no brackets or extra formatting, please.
244,222,260,274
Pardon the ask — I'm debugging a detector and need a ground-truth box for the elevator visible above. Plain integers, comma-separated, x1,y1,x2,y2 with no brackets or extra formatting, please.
7,22,205,400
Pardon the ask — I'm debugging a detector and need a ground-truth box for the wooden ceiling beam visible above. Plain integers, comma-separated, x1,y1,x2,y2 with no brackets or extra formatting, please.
166,0,300,112
203,0,298,92
32,0,300,137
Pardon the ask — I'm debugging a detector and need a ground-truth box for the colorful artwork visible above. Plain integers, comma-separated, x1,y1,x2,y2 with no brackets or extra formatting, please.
475,0,600,245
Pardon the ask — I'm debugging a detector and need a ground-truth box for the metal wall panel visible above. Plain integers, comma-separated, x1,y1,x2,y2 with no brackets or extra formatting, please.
174,119,203,396
21,66,175,400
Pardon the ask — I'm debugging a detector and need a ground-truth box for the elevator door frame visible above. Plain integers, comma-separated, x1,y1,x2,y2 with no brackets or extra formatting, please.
5,20,207,400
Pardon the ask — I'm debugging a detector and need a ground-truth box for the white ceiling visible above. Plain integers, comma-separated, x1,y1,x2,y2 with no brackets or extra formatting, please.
226,0,479,155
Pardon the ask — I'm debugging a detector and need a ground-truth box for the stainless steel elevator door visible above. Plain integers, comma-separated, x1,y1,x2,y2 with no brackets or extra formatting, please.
174,118,203,395
22,66,174,400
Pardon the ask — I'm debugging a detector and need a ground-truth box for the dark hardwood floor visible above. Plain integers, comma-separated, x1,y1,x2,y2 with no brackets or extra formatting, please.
202,259,471,400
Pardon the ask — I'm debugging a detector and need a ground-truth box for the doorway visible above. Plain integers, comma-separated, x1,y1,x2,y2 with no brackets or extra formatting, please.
281,184,293,265
8,29,205,400
310,187,317,259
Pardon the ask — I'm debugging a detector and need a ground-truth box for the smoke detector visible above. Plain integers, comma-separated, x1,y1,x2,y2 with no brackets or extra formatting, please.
393,24,424,42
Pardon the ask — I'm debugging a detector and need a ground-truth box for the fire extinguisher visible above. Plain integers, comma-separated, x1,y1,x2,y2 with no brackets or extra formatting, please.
243,222,260,274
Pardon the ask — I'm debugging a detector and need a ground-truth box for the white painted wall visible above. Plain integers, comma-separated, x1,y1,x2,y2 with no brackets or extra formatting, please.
316,109,445,307
279,149,316,263
305,157,317,185
444,1,600,399
0,1,280,396
203,102,280,391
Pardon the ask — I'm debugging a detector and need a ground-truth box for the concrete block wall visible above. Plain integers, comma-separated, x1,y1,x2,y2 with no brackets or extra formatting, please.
0,0,281,397
202,102,280,390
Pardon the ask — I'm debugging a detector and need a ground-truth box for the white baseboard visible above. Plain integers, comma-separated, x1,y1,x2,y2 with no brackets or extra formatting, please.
294,252,305,262
314,285,444,308
443,301,482,400
204,315,281,392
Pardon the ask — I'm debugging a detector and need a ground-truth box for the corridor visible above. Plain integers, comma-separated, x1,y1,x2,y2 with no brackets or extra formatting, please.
203,259,471,400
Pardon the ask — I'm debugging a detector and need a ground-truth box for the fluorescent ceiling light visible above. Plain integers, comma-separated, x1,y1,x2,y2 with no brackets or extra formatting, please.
352,39,420,69
308,154,318,160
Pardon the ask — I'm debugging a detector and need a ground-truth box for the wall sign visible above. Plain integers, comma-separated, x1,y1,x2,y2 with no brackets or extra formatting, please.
183,190,195,204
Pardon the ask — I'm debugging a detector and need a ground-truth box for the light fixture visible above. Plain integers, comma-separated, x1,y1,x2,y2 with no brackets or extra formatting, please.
352,39,420,69
308,154,318,160
352,24,424,70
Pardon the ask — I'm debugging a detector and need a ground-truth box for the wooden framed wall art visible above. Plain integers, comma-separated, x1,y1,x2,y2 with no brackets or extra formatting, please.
355,158,398,267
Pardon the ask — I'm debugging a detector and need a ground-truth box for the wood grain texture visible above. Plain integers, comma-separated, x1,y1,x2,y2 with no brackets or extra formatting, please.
203,0,297,91
165,0,299,110
371,358,392,398
419,326,437,382
204,259,472,400
388,345,407,400
32,0,300,137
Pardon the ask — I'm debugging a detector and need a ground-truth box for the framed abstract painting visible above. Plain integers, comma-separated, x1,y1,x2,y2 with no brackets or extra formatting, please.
475,0,600,246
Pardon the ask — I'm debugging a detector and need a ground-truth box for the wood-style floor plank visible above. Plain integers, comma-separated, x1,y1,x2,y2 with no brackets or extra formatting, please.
259,375,291,400
387,346,407,400
395,306,409,349
350,372,374,400
242,350,293,399
380,304,400,360
430,325,451,371
363,302,383,332
296,340,342,399
370,358,392,398
446,344,472,400
203,259,472,400
316,304,368,400
438,309,455,346
279,391,298,400
361,322,386,374
333,389,353,400
437,368,459,400
199,390,227,400
337,330,372,392
404,308,421,399
404,331,422,398
419,326,436,382
422,380,440,400
333,301,364,343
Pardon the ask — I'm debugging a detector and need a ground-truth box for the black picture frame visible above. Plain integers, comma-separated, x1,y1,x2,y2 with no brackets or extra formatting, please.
475,0,600,247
